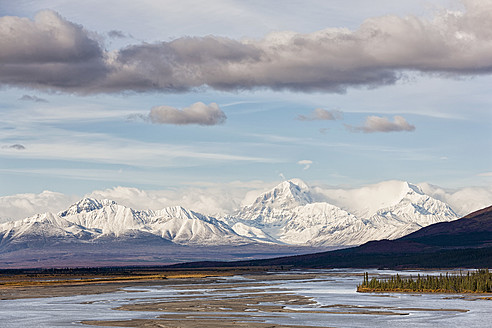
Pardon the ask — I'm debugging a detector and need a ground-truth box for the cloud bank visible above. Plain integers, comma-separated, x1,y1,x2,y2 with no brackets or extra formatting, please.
0,191,78,223
148,102,226,126
1,1,492,94
1,180,489,222
297,108,343,121
347,115,415,133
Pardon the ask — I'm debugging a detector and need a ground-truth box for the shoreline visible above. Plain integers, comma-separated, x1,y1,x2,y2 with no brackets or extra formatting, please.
357,287,492,297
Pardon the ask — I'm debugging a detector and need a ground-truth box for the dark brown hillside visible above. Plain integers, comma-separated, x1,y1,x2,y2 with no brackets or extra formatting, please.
169,206,492,269
398,205,492,247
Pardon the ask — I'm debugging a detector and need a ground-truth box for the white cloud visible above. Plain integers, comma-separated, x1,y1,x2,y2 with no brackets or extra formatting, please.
0,126,274,167
0,191,78,223
87,179,277,217
346,115,415,133
418,182,492,216
148,102,226,126
297,159,313,170
297,108,343,121
313,179,492,217
312,180,413,217
1,179,489,222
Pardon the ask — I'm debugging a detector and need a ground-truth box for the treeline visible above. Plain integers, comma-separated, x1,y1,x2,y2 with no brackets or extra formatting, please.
357,269,491,293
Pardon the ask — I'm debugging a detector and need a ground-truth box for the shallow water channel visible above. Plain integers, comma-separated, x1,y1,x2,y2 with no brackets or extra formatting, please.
1,269,490,328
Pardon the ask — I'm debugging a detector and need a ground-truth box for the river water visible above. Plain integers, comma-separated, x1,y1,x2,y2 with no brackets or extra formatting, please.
1,269,490,328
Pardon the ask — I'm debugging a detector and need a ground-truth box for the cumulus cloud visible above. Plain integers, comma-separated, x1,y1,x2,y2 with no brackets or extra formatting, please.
1,180,489,222
1,2,492,94
3,144,26,150
297,159,313,170
0,191,78,222
87,181,275,217
19,94,48,103
297,108,343,121
0,181,273,222
312,179,492,217
346,115,415,133
146,102,226,126
0,10,107,92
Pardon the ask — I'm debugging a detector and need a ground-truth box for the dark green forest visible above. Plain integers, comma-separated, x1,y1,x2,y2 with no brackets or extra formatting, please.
358,269,492,293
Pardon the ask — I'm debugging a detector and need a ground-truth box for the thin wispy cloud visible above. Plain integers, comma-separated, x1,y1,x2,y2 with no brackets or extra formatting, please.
346,115,416,133
1,2,492,94
297,108,343,121
19,95,48,103
298,159,313,170
0,127,275,167
147,102,226,126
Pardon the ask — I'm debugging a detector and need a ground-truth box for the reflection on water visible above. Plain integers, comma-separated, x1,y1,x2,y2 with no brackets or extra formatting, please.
0,269,490,328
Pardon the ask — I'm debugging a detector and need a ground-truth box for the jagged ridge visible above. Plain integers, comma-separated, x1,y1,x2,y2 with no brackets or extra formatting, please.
0,179,460,250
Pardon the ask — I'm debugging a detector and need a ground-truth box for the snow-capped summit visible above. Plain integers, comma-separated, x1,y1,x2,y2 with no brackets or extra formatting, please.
224,179,460,246
236,180,313,224
370,182,458,230
148,206,248,245
59,198,116,217
0,212,98,248
226,180,354,244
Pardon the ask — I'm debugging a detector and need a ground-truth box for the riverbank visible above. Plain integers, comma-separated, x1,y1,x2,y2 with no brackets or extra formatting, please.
2,269,490,328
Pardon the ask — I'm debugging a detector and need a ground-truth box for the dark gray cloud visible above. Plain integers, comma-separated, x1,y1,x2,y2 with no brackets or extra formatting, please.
1,2,492,94
346,115,416,133
297,108,343,121
19,94,48,103
108,30,127,39
3,144,26,150
0,10,108,92
147,102,226,126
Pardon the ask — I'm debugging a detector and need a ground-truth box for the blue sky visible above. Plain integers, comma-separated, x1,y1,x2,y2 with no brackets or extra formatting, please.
0,0,491,202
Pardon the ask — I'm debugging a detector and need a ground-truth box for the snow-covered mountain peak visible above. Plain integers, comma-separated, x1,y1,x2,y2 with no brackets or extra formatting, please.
59,198,116,217
248,179,313,211
154,205,201,220
287,178,310,190
403,182,424,196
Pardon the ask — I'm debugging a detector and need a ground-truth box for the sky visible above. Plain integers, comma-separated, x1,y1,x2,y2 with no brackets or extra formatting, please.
0,0,491,219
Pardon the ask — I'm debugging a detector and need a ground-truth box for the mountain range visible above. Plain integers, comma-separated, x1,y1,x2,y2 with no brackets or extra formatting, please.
171,205,492,269
0,179,464,268
223,179,458,246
